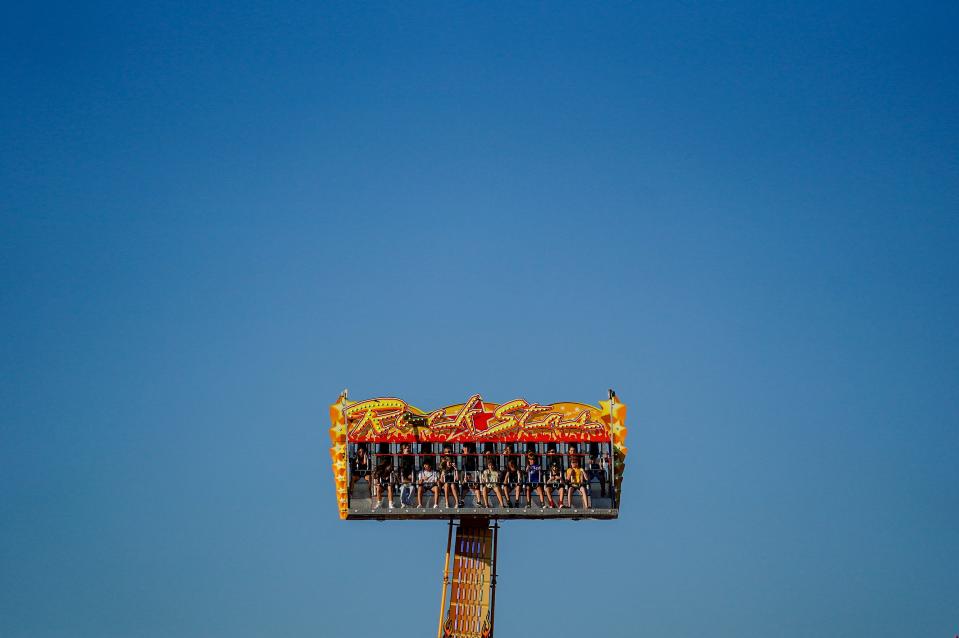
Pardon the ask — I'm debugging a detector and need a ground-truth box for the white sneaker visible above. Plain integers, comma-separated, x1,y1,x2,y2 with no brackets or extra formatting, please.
388,503,394,510
433,503,439,508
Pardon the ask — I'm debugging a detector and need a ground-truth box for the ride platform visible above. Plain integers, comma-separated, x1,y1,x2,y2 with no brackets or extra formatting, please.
348,506,618,521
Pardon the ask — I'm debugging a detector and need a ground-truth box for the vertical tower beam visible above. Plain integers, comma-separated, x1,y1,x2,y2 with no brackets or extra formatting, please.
438,517,497,638
489,520,499,637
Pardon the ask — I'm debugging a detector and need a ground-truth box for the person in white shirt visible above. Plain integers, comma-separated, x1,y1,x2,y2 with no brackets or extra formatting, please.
417,461,440,508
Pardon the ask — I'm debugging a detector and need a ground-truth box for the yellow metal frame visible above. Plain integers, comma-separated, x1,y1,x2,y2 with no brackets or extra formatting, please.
440,519,496,638
330,392,629,520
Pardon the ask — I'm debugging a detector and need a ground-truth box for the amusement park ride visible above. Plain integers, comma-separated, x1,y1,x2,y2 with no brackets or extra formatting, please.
328,390,629,638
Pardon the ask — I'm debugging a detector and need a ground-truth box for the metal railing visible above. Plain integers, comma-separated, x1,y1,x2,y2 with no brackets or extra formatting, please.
347,448,614,511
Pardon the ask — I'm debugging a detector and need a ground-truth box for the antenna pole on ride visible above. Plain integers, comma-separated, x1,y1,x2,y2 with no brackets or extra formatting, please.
437,519,453,638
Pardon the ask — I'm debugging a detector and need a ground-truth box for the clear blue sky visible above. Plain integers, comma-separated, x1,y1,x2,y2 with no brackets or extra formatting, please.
2,2,957,637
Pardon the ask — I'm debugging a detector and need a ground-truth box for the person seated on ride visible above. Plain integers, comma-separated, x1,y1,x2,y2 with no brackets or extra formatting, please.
461,443,482,507
502,444,520,473
371,459,394,511
524,451,549,508
546,462,566,509
586,453,606,498
397,458,415,508
398,442,415,474
417,461,440,508
565,457,590,508
350,445,371,496
545,447,564,474
480,461,506,508
483,448,499,471
502,460,522,508
566,443,583,468
439,455,460,508
441,444,458,469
